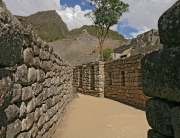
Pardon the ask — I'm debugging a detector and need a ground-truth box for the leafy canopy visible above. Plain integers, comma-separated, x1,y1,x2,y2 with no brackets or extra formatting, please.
103,48,113,59
86,0,129,29
85,0,129,61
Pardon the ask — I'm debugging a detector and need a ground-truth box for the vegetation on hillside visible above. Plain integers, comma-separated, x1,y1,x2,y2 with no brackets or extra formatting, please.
69,25,126,41
26,10,69,42
103,48,113,61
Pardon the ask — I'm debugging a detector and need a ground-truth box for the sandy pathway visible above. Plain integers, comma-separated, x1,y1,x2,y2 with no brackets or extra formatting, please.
52,93,150,138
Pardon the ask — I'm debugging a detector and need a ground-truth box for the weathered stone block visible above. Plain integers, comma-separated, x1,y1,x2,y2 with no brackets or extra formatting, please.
38,113,46,129
11,84,22,103
21,119,27,131
17,132,31,138
26,112,34,130
0,69,12,109
22,86,33,101
4,104,19,122
19,102,27,118
34,108,42,123
37,69,45,83
32,82,43,96
158,1,180,46
41,61,52,72
148,129,173,138
6,119,22,138
15,64,28,86
36,93,43,107
43,88,49,101
33,57,40,68
146,98,176,136
30,123,38,138
0,30,22,67
28,67,37,85
142,48,180,102
172,106,180,138
27,98,36,113
33,45,40,56
24,48,34,66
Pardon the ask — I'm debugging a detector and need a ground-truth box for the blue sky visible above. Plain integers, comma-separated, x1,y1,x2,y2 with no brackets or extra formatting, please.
4,0,177,38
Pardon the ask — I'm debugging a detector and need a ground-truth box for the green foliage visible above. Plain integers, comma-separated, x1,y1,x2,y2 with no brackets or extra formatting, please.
69,25,126,41
26,10,69,42
85,0,129,61
103,48,113,60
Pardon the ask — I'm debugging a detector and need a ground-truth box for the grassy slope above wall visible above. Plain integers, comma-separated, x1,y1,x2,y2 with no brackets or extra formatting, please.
69,25,126,41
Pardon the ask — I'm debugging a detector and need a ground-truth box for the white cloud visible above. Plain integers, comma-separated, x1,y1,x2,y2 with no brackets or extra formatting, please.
120,0,177,37
3,0,178,37
4,0,61,16
130,27,149,38
57,5,93,30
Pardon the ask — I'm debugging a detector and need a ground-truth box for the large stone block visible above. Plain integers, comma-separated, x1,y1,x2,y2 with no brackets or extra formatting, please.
146,98,177,137
172,106,180,138
37,69,45,83
0,69,12,109
17,132,31,138
30,123,38,138
158,1,180,46
28,67,37,85
11,84,22,103
32,82,43,96
141,48,180,102
148,129,173,138
22,86,33,101
23,48,34,66
41,61,53,72
27,98,36,113
4,104,19,122
19,102,27,118
0,6,23,67
26,112,34,130
14,64,28,86
6,119,22,138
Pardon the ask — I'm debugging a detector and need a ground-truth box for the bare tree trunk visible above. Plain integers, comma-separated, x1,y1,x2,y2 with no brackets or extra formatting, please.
100,43,103,61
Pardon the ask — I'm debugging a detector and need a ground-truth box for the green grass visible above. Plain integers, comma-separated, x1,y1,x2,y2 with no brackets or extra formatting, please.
69,25,126,41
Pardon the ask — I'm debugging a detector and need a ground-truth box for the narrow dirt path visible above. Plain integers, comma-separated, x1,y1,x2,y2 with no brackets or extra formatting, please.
52,93,150,138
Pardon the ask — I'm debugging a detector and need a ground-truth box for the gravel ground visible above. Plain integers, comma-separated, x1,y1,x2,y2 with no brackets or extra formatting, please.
52,93,150,138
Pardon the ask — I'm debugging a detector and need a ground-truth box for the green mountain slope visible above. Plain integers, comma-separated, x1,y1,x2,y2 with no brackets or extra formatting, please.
69,25,126,41
17,10,69,42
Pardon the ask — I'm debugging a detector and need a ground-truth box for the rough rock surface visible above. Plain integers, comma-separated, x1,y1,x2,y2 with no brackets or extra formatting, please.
0,1,23,67
148,129,173,138
145,98,176,137
172,106,180,138
141,48,180,102
158,0,180,46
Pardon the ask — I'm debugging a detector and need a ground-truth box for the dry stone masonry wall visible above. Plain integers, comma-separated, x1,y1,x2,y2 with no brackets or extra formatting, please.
74,55,150,109
104,54,149,109
0,1,75,138
142,1,180,137
73,62,104,97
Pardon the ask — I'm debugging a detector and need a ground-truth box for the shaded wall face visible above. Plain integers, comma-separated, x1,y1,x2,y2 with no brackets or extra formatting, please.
104,55,149,108
73,62,104,97
141,1,180,137
0,2,75,137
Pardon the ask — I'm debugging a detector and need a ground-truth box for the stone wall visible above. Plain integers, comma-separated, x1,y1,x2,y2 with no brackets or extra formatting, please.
74,55,150,109
73,62,104,97
0,1,75,138
142,1,180,137
104,54,149,109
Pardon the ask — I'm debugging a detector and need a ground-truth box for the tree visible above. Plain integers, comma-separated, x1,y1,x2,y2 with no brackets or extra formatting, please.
103,48,113,61
85,0,129,61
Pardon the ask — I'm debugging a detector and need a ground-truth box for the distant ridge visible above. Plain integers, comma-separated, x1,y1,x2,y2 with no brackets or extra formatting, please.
69,25,126,41
16,10,69,42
